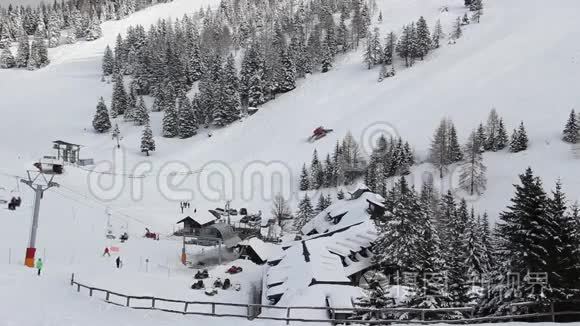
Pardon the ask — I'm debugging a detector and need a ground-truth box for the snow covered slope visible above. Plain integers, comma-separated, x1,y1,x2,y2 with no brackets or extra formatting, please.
1,0,580,323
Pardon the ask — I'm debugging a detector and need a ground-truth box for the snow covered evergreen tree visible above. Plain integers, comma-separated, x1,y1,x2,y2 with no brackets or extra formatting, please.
383,31,397,65
111,73,128,117
432,19,444,48
294,193,315,232
310,149,325,189
562,109,579,144
509,121,528,153
429,119,449,178
140,121,155,156
15,36,29,68
452,17,463,40
102,45,114,76
415,16,431,60
299,163,310,191
177,95,198,138
162,96,178,138
0,47,15,68
133,96,149,126
92,97,112,133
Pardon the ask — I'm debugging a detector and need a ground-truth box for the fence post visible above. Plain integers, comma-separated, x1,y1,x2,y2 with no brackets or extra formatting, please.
77,284,81,292
247,304,251,320
89,288,93,297
126,297,130,307
70,273,75,286
211,303,216,315
286,307,291,325
551,303,556,322
421,310,425,321
152,298,156,308
105,291,110,301
184,302,189,314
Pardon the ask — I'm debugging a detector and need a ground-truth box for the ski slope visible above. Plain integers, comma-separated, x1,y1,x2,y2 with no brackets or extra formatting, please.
1,0,580,324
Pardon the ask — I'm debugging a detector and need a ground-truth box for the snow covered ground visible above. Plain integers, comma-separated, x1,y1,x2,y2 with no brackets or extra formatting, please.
2,0,580,324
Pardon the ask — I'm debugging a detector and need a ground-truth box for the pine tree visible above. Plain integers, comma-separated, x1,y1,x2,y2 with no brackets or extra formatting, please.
562,109,579,143
310,149,325,189
460,131,487,196
484,108,500,151
92,97,112,133
85,16,103,41
294,193,315,232
299,163,310,191
315,193,330,213
140,121,155,156
102,45,114,76
452,17,462,40
383,32,397,65
15,36,29,68
133,96,149,126
415,16,431,60
509,121,528,153
177,95,198,138
374,177,423,273
446,198,471,306
497,118,509,150
278,48,296,92
162,96,178,138
396,23,416,67
476,123,487,153
432,19,444,49
0,47,15,68
320,37,333,73
448,123,463,162
111,73,128,117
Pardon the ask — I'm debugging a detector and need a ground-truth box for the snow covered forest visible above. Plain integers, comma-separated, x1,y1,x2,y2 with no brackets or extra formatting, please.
0,0,171,69
94,0,484,142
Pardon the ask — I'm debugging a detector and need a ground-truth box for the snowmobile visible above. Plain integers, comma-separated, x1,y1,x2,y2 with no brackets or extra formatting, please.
307,126,334,142
226,266,243,274
213,278,223,288
194,269,209,279
120,232,129,242
204,288,218,296
191,280,205,290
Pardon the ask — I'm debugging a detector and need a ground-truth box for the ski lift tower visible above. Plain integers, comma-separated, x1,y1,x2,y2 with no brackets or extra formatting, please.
20,171,59,268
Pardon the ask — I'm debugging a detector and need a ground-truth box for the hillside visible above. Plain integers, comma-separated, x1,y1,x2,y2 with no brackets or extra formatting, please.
1,0,580,324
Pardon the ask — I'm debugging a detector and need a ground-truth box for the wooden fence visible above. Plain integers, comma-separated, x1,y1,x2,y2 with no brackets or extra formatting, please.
69,274,580,325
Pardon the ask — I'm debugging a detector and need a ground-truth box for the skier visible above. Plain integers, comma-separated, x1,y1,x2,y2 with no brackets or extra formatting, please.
36,258,43,276
309,126,333,142
103,247,110,257
116,256,122,269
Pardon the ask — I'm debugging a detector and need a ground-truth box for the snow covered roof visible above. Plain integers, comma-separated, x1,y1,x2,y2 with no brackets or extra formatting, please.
176,212,218,227
301,190,384,236
238,237,283,262
265,189,381,307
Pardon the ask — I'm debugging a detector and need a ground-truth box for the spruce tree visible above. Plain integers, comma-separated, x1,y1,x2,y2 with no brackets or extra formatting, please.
111,73,128,117
383,32,397,65
509,121,528,153
562,109,579,143
452,17,462,40
432,19,444,49
415,16,432,60
0,47,15,68
140,122,155,156
496,118,509,150
133,96,149,126
278,48,296,92
162,96,178,138
102,45,114,76
484,108,500,151
92,97,112,133
299,163,310,191
177,95,198,138
294,193,315,232
448,123,463,162
15,36,29,68
310,149,325,189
